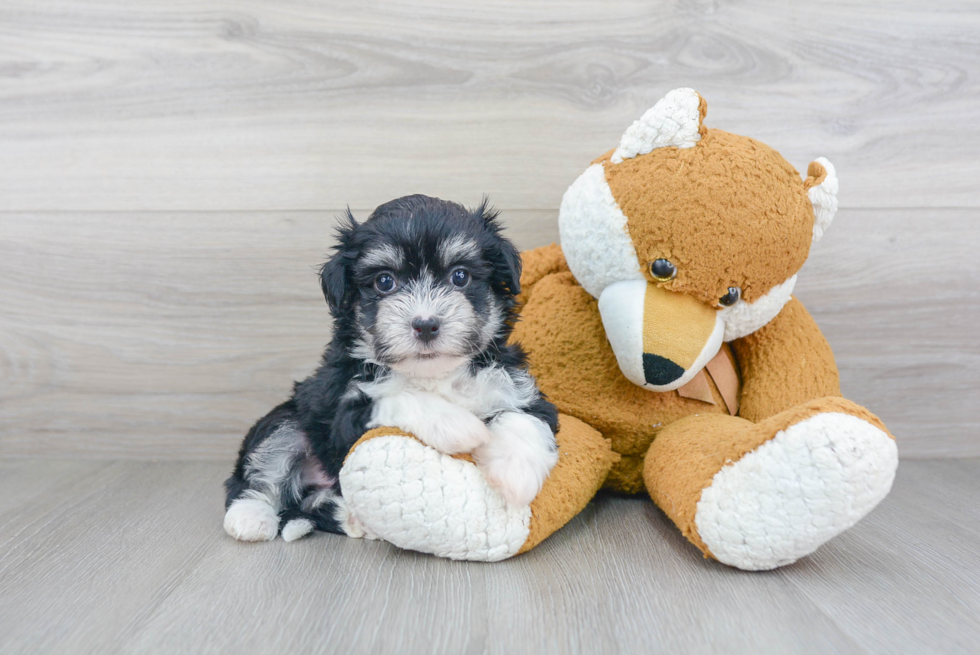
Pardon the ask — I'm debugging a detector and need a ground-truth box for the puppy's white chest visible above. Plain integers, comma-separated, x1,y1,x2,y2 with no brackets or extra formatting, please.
362,369,487,419
363,370,493,456
395,372,485,415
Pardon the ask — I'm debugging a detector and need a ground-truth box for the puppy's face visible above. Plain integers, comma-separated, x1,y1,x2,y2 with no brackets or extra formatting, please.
354,232,498,377
321,196,522,378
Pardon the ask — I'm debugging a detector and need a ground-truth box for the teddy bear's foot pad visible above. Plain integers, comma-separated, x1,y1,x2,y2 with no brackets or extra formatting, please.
340,435,532,561
695,412,898,570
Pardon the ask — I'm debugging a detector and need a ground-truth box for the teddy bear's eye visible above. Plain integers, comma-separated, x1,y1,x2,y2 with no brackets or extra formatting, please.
719,287,741,307
650,259,677,282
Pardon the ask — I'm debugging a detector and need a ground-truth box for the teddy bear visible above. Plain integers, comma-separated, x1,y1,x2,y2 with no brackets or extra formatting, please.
338,88,899,570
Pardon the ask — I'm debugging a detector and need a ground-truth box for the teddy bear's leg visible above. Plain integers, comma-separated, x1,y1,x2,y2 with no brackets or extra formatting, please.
339,415,616,561
643,397,898,571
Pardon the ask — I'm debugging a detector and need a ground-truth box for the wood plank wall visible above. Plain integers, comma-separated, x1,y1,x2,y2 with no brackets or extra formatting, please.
1,0,978,458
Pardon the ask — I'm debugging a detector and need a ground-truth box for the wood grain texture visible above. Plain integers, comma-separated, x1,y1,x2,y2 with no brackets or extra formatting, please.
2,208,977,459
0,458,977,654
793,209,980,457
0,209,554,459
0,0,978,212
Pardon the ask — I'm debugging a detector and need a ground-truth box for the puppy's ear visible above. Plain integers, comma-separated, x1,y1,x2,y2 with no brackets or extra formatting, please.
475,198,522,296
491,236,523,297
320,209,359,312
319,255,350,312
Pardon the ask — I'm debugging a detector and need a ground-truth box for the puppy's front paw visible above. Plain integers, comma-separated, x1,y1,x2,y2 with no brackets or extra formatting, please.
370,392,490,455
224,498,279,542
480,454,547,507
475,412,559,507
423,406,492,454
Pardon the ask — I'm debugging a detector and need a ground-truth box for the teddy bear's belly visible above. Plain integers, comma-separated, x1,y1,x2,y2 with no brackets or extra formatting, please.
511,271,733,494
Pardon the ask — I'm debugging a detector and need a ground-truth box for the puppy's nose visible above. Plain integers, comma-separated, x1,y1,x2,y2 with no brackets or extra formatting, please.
411,317,441,344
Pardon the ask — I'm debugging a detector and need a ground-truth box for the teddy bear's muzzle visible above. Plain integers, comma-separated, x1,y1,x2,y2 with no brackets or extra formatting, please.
598,279,725,392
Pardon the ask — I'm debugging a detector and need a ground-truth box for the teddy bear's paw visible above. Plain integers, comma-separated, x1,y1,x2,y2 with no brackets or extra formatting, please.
694,412,898,571
339,434,532,561
224,497,280,542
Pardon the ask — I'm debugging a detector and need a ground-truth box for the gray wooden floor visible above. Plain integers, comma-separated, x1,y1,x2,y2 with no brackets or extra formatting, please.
0,458,977,655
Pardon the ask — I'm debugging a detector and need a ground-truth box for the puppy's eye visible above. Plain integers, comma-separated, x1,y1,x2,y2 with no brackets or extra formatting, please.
719,287,741,307
450,268,470,288
374,272,397,294
650,259,677,282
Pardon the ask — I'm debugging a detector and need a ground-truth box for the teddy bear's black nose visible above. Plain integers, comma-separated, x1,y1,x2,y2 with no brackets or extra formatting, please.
642,353,685,386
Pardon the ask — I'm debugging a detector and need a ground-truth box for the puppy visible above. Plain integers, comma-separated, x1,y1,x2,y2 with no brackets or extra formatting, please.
223,195,559,543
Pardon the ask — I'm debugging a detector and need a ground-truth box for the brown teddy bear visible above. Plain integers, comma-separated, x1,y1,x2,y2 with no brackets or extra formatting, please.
339,88,898,570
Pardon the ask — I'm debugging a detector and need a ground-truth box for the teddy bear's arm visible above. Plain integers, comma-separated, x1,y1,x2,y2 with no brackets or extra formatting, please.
339,416,617,561
517,243,569,308
731,297,841,423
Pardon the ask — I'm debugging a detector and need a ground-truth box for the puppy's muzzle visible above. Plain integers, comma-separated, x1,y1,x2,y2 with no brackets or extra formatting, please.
411,316,441,344
598,280,725,391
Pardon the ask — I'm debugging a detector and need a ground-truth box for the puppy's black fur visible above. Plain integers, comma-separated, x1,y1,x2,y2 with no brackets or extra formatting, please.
224,195,557,537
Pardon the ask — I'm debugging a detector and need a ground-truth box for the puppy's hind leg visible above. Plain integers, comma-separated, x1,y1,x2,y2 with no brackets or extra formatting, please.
224,494,281,543
278,489,378,542
224,411,308,542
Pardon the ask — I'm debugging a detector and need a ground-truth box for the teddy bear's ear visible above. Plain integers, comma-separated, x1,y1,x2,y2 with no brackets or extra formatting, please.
610,88,706,164
804,157,839,243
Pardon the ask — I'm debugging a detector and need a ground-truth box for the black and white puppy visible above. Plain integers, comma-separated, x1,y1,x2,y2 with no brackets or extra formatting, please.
224,195,559,543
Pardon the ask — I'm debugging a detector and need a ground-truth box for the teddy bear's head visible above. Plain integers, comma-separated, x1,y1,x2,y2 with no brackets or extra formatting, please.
559,88,838,392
